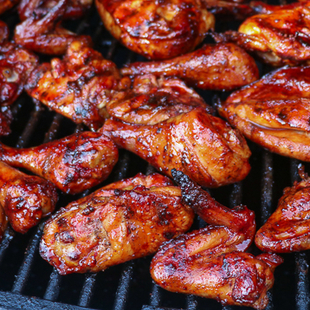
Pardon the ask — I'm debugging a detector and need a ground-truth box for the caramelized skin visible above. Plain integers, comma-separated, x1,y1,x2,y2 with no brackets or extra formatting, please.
0,131,118,194
0,40,39,106
107,75,213,125
14,0,92,55
95,0,215,60
39,173,194,274
217,1,310,66
0,161,57,234
150,170,283,309
26,41,128,130
218,65,310,162
103,107,251,188
18,0,92,21
121,43,259,91
0,38,38,136
0,0,20,14
255,169,310,253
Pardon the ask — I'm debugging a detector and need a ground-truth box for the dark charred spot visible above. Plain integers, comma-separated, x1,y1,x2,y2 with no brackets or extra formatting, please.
164,231,175,240
59,231,75,244
278,111,287,120
114,189,122,196
57,217,68,228
82,205,95,215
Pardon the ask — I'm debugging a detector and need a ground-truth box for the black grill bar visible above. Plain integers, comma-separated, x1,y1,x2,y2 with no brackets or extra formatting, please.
78,273,97,307
43,269,61,301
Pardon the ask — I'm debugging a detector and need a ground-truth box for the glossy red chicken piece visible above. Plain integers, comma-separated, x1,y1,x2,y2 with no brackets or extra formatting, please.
18,0,92,21
218,65,310,162
121,43,259,91
216,0,310,66
95,0,215,60
0,161,57,234
256,166,310,253
26,40,129,130
103,107,251,188
150,170,283,309
40,173,194,274
106,75,213,124
0,131,118,194
14,0,92,55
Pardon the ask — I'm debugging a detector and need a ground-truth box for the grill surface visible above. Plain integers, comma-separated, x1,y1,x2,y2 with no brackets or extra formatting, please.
0,2,310,310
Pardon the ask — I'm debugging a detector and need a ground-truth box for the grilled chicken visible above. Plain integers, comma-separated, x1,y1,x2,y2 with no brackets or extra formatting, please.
103,107,251,188
0,161,57,234
150,170,283,310
0,0,20,14
95,0,215,60
39,173,194,275
0,40,39,106
14,0,92,55
0,131,118,194
121,43,259,91
0,38,38,136
26,40,129,130
218,65,310,162
18,0,92,21
216,1,310,66
255,166,310,253
106,75,213,124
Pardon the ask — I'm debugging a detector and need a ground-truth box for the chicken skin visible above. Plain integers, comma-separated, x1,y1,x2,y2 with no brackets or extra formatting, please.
216,1,310,66
218,65,310,162
255,167,310,253
103,107,251,188
121,43,259,91
0,131,118,194
106,75,213,125
0,161,57,234
150,170,283,310
95,0,215,60
14,0,92,55
18,0,92,21
39,173,194,275
26,41,129,130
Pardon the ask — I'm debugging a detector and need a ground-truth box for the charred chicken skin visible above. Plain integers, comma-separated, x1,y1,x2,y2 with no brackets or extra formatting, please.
255,167,310,253
26,40,129,130
216,1,310,66
103,107,251,188
18,0,92,21
106,75,213,125
39,173,194,275
14,0,92,55
121,43,259,91
0,131,118,194
0,36,38,136
218,65,310,162
150,170,283,310
0,161,57,234
95,0,215,60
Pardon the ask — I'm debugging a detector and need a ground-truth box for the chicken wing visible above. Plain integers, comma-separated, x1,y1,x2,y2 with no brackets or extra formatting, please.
255,166,310,253
218,65,310,162
121,43,259,91
26,40,129,130
0,161,57,234
0,131,118,194
103,107,251,187
39,173,194,274
18,0,92,21
150,170,283,310
106,75,213,125
95,0,215,60
216,1,310,66
14,0,92,55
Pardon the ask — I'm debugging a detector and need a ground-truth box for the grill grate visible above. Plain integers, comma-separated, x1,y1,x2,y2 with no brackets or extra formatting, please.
0,2,309,310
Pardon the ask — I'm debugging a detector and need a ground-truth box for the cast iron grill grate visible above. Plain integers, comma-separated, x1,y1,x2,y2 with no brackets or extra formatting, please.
0,2,309,310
